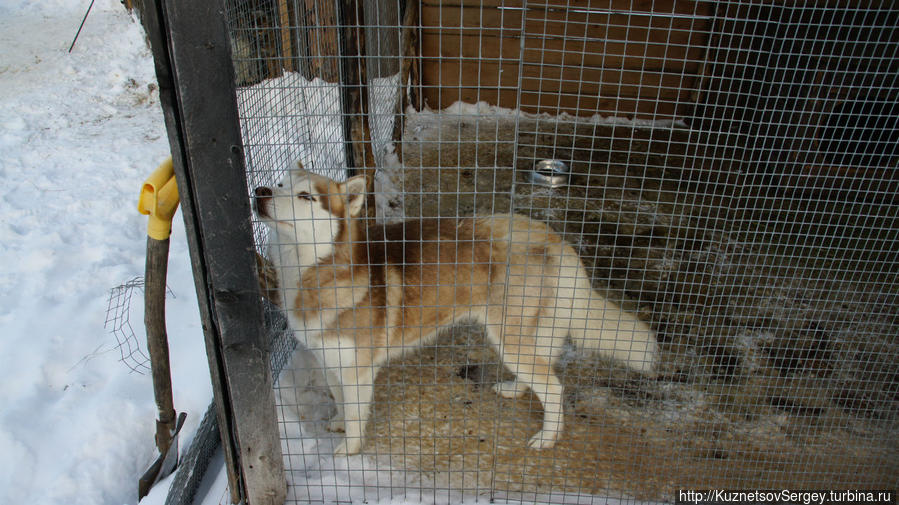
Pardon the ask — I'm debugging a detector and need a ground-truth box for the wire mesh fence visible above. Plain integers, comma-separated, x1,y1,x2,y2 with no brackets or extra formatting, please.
105,277,151,374
219,0,897,502
105,276,175,375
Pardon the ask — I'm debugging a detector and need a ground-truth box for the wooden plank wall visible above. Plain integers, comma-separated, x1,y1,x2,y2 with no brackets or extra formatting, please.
418,0,715,119
695,2,899,183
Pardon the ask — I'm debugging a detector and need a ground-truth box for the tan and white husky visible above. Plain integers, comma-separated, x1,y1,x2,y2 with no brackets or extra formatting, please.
254,166,658,455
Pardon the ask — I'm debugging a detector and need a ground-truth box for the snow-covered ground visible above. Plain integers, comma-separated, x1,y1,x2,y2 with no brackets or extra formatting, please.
0,1,210,504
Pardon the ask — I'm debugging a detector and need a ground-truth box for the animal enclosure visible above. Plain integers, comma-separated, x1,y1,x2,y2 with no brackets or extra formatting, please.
143,0,898,503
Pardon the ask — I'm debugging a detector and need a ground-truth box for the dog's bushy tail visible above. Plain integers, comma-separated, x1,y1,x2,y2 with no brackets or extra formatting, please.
561,246,659,375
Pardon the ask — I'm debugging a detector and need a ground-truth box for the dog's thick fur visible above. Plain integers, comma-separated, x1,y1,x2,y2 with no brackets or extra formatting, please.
254,167,658,455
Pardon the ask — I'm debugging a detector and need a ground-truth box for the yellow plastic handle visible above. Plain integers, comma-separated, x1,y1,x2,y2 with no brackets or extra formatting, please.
138,157,181,240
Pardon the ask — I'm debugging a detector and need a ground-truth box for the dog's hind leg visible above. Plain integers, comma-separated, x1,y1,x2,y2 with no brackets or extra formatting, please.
492,306,569,400
506,347,564,449
487,312,565,450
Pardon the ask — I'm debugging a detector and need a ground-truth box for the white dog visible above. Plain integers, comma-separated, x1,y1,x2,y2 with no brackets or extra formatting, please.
254,165,658,455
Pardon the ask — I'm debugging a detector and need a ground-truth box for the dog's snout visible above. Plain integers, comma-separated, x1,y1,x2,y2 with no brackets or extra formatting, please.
253,186,273,218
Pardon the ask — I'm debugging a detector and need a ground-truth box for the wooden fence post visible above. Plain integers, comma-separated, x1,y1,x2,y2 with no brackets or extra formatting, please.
137,1,286,503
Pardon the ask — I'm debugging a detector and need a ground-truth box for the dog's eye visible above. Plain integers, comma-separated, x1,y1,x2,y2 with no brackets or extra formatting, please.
297,191,315,201
277,183,283,188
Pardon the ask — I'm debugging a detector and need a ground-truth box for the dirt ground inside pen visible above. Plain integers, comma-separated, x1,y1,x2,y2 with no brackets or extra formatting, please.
353,110,899,499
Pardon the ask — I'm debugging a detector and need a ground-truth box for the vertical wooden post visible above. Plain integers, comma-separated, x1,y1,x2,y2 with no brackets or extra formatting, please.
393,0,417,159
278,0,294,72
363,0,405,165
363,0,400,80
299,0,369,177
304,0,342,82
341,0,377,181
137,1,286,504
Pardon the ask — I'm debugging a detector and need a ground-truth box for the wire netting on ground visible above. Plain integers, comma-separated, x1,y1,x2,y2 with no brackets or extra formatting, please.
218,0,897,502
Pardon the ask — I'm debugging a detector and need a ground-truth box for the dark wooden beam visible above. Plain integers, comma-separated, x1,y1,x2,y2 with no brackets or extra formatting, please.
136,1,286,503
341,0,377,182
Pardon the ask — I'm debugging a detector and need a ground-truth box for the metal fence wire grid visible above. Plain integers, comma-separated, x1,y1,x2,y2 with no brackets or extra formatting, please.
166,0,899,503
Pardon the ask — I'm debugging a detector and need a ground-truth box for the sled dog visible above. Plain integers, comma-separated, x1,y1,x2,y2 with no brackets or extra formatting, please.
254,166,658,455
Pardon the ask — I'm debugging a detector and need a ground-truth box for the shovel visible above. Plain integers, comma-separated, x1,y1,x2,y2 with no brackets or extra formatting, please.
137,157,187,500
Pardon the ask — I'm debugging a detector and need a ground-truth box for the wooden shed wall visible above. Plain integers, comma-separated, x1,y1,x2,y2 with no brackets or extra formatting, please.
418,0,715,119
694,2,899,179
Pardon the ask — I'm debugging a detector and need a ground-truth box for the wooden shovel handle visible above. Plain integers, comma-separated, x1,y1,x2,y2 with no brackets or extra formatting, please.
145,235,176,455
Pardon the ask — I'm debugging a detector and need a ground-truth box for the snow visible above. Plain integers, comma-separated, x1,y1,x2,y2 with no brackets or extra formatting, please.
0,1,208,504
239,74,347,183
425,100,688,129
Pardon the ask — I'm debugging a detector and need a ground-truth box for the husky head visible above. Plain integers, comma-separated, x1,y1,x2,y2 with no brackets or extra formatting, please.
254,164,367,265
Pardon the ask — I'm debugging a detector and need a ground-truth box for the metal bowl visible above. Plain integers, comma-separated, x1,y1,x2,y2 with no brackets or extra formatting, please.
530,159,569,188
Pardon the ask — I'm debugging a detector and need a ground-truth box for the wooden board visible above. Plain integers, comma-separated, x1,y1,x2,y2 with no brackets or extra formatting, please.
422,60,693,93
420,57,697,118
421,33,706,72
422,0,711,13
417,0,713,118
421,4,712,33
304,0,342,81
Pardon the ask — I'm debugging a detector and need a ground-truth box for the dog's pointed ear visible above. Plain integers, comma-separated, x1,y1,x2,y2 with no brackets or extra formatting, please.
342,175,367,217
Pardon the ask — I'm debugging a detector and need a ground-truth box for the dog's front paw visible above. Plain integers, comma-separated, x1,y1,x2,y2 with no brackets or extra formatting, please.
492,381,529,399
327,416,346,433
527,429,558,450
334,436,363,456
